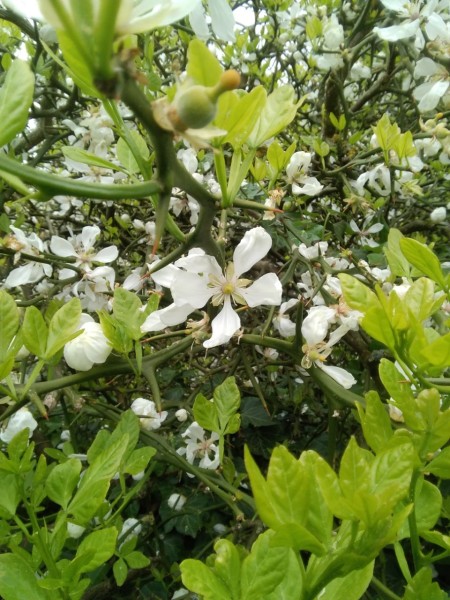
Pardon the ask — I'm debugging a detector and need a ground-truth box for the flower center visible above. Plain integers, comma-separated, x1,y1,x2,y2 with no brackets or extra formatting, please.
222,282,235,295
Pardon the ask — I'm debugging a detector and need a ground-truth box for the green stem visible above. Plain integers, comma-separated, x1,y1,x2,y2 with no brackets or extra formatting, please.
0,153,162,199
370,576,402,600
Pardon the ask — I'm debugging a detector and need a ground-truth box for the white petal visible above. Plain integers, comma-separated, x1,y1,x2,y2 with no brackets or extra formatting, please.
171,271,212,308
50,236,77,258
189,2,209,38
3,0,43,20
425,13,447,41
203,298,240,348
318,363,357,389
92,245,119,263
4,263,47,287
378,0,409,12
175,252,221,277
294,176,323,196
80,226,100,251
232,227,272,277
374,21,420,41
414,57,442,78
0,408,38,443
417,81,449,112
240,273,282,307
208,0,235,41
302,306,337,345
120,0,202,34
140,302,194,332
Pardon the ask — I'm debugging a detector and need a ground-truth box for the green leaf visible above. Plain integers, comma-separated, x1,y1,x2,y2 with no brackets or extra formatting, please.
245,445,332,548
398,479,441,538
211,540,241,600
193,393,219,432
357,391,393,454
0,473,20,516
384,228,410,277
181,559,231,600
403,277,439,323
216,87,266,149
240,530,303,600
379,359,419,428
213,376,241,432
247,85,301,148
338,273,379,313
112,287,143,340
62,146,124,173
427,446,450,478
22,306,48,359
116,130,150,175
74,527,118,574
125,551,150,569
0,290,19,362
113,558,128,587
122,446,156,476
313,561,374,600
45,298,82,359
186,39,222,86
0,59,35,147
46,458,82,510
68,433,128,523
404,567,448,600
421,333,450,368
0,553,51,600
400,238,446,288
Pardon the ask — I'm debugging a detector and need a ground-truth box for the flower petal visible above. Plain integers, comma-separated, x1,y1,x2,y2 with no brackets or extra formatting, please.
2,0,43,20
209,0,235,41
302,306,337,345
140,302,194,332
50,235,77,258
120,0,202,34
171,270,212,308
240,273,282,307
374,21,420,42
92,245,119,263
232,227,272,277
318,363,357,389
203,298,240,348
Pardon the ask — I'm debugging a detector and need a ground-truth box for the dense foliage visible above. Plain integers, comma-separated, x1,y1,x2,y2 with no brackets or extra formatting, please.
0,0,450,598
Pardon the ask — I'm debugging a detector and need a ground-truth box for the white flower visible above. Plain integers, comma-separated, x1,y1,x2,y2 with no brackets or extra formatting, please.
430,206,447,223
298,241,328,260
286,152,323,196
168,493,187,511
4,0,201,36
169,228,282,348
4,226,53,288
51,225,118,270
273,298,299,338
63,314,112,371
131,398,168,431
349,218,384,247
177,421,220,470
0,408,38,443
373,0,441,49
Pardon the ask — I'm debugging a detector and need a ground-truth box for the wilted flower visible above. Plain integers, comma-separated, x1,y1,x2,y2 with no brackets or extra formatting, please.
0,407,38,443
131,398,168,430
64,314,112,371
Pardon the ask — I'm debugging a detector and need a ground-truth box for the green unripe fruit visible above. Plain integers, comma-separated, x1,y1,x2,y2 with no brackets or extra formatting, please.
169,70,241,131
173,85,217,130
